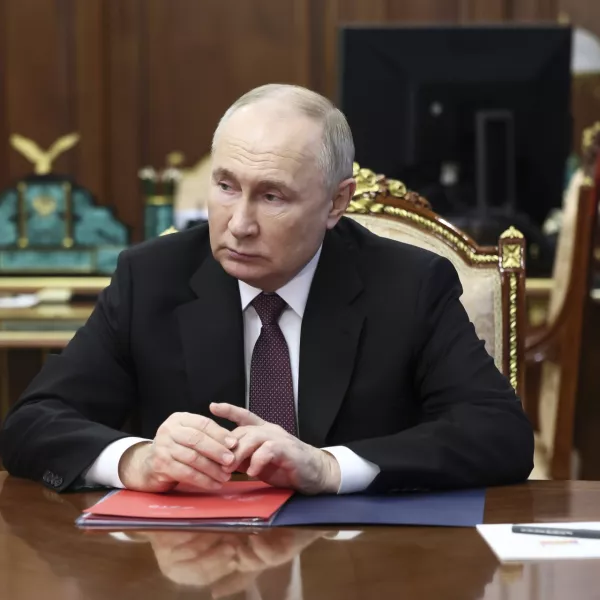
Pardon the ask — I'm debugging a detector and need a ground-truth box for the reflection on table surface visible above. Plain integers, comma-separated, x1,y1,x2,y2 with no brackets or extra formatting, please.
2,474,600,599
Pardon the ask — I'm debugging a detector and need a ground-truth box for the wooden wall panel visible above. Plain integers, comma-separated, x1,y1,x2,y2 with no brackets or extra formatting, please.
460,0,508,21
510,0,558,21
73,0,106,205
0,0,577,242
386,0,461,23
559,0,600,152
143,0,311,169
335,0,388,21
559,0,600,37
0,0,313,242
104,0,144,240
3,0,76,180
0,0,9,189
0,0,109,214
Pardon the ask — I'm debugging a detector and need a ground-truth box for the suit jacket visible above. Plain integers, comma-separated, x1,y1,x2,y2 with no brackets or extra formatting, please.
0,218,534,492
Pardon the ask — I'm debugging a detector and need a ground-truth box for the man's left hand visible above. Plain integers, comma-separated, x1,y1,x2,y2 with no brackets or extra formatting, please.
209,403,341,494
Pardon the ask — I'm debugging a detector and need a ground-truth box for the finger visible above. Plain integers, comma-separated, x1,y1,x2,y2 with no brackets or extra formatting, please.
164,460,225,491
169,446,231,483
176,413,238,449
246,441,280,478
170,426,235,467
210,403,265,427
223,433,268,474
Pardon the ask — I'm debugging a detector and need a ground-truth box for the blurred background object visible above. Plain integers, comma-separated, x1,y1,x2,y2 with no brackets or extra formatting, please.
0,132,129,275
1,0,597,248
138,151,182,239
172,154,212,230
340,24,572,277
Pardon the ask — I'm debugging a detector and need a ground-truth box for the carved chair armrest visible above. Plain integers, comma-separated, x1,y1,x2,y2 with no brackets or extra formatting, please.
525,322,560,364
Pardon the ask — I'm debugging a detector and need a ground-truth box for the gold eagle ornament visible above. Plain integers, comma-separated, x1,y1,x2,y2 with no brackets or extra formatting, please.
9,133,80,175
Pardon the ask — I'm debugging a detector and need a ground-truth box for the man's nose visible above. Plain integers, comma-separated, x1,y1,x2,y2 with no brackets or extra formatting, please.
228,199,258,239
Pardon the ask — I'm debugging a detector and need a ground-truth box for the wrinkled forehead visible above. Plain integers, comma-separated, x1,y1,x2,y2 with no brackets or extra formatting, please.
212,103,323,173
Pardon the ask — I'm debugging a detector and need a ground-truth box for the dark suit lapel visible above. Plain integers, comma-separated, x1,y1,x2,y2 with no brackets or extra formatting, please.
298,228,365,447
175,253,246,430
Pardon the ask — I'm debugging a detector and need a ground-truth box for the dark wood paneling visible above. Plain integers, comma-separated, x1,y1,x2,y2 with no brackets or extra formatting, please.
0,0,9,188
510,0,558,21
74,0,106,205
105,0,144,241
143,0,311,169
316,0,392,101
459,0,508,22
4,0,75,180
0,0,574,241
560,1,600,153
386,0,461,22
559,0,600,37
334,0,388,21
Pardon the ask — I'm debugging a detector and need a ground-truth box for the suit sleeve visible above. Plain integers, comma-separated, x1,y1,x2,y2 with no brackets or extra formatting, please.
0,251,138,492
346,255,534,492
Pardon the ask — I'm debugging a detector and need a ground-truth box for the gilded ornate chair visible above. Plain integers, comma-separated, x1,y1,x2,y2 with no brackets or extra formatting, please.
346,164,526,399
525,122,600,480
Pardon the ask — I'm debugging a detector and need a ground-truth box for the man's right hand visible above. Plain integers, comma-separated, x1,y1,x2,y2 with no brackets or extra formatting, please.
118,412,238,492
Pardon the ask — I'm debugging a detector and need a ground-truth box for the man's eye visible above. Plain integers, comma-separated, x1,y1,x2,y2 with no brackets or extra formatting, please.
264,193,280,202
218,182,233,192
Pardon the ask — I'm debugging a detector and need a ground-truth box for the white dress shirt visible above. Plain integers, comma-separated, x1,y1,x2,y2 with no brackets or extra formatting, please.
85,248,380,493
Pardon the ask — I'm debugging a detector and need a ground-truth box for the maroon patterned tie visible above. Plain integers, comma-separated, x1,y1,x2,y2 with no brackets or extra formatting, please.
249,293,297,436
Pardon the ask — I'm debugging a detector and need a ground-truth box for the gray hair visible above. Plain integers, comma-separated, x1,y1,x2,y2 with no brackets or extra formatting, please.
212,84,355,192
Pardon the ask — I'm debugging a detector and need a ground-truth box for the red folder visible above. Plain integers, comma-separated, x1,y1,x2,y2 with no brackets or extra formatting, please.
78,481,294,529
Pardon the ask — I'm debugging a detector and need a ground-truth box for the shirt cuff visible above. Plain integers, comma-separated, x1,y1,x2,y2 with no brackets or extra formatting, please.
322,446,381,494
83,437,151,489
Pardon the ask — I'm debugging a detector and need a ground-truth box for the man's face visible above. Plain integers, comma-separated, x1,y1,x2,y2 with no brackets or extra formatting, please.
208,102,351,291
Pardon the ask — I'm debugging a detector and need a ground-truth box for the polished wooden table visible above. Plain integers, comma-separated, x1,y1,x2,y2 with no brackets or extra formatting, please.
1,474,600,599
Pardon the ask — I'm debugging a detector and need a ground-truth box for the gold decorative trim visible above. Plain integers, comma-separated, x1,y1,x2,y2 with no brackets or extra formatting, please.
499,226,524,239
9,133,80,175
17,182,28,248
583,122,600,153
0,330,76,349
0,276,109,293
582,175,594,187
350,162,428,206
508,273,518,390
63,182,74,248
353,163,383,198
159,226,178,236
380,205,498,264
387,179,407,198
349,162,496,264
502,244,522,269
146,195,173,206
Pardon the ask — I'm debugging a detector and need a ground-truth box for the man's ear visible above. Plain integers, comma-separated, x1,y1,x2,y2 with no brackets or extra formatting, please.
326,178,356,229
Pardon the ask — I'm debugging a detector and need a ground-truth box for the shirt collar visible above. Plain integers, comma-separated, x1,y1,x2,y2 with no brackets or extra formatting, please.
238,246,322,318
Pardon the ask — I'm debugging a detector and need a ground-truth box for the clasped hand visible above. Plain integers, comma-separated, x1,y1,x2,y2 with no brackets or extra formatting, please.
119,403,340,494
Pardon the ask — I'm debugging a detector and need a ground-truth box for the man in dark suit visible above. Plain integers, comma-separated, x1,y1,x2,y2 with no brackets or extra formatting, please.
0,84,533,495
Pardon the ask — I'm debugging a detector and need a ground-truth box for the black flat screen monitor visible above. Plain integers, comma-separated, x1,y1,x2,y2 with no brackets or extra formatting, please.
339,25,572,274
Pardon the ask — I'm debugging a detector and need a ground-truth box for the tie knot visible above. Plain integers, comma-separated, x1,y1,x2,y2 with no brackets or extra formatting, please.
252,293,287,326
